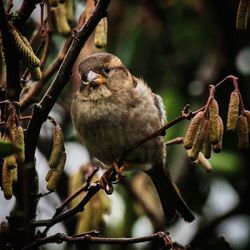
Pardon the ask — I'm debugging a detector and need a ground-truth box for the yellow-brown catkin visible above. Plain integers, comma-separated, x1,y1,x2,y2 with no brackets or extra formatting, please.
12,168,18,183
2,160,13,199
46,169,53,182
4,154,17,168
188,119,206,161
198,152,213,173
227,91,240,131
209,98,220,144
95,17,108,48
29,66,42,81
54,4,71,35
213,116,224,153
237,115,249,150
48,125,65,169
202,120,211,159
184,111,205,149
244,110,250,132
46,152,66,191
236,0,250,30
14,126,25,164
11,29,40,67
65,0,74,22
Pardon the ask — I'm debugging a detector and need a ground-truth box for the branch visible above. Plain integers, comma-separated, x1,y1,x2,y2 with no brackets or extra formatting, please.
32,182,101,228
25,0,111,162
39,166,99,237
11,0,43,30
23,231,173,250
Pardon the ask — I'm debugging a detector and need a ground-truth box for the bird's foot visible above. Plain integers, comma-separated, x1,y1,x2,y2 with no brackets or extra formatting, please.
99,162,125,194
99,167,114,194
111,162,125,183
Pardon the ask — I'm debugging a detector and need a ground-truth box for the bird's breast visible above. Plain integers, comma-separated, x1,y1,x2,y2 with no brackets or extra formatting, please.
71,93,164,165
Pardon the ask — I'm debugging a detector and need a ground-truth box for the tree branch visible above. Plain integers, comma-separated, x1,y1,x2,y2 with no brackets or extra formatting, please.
39,166,99,237
23,231,173,250
32,182,101,228
11,0,43,30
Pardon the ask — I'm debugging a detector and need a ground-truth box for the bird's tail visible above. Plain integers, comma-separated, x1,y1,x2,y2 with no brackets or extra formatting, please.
146,163,195,224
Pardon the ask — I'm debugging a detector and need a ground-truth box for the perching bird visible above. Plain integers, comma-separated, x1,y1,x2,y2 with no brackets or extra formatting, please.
71,52,195,223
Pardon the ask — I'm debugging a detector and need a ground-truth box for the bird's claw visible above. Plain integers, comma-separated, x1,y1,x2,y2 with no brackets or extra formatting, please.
99,162,125,194
99,167,114,194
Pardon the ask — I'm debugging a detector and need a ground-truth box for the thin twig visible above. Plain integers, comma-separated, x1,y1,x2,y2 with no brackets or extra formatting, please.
40,3,52,69
23,231,173,250
165,137,184,146
214,75,238,88
32,182,101,228
39,166,99,236
11,0,43,30
56,166,99,213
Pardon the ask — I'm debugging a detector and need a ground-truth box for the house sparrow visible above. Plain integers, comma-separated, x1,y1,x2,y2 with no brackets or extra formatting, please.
71,52,195,223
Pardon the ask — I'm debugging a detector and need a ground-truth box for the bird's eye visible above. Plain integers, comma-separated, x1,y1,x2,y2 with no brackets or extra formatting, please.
103,67,111,74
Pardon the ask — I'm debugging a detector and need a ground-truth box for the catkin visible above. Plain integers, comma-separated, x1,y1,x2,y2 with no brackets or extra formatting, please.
95,17,108,48
184,111,205,149
11,29,40,67
213,116,224,153
202,120,211,159
2,159,15,199
198,152,213,173
244,110,250,132
237,115,249,150
209,98,220,144
188,119,206,161
48,124,65,169
65,0,74,22
46,152,66,191
54,4,71,35
236,0,250,30
14,126,25,164
29,66,42,81
227,91,240,131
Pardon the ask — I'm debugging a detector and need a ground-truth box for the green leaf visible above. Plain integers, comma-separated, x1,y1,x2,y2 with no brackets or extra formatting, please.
0,140,23,158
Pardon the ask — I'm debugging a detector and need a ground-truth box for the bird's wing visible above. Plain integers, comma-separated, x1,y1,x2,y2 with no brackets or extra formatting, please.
132,76,166,125
153,93,166,125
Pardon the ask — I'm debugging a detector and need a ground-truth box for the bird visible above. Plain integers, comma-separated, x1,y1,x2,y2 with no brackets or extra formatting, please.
71,52,195,223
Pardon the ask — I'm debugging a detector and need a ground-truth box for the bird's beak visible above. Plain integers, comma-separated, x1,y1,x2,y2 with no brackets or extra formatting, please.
87,70,105,85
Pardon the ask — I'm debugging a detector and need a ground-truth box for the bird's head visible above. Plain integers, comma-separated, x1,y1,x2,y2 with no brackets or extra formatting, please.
78,53,134,100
